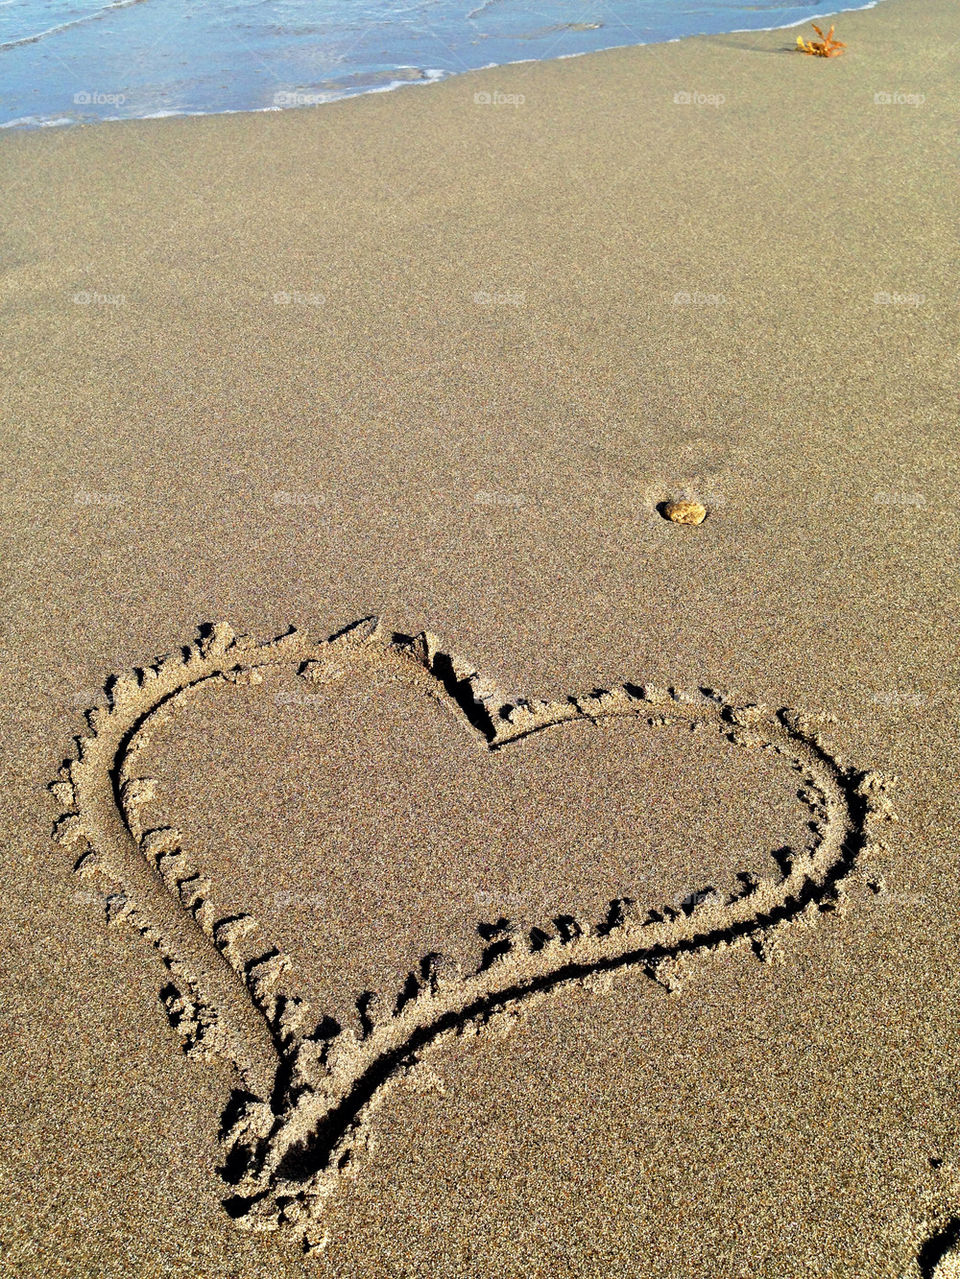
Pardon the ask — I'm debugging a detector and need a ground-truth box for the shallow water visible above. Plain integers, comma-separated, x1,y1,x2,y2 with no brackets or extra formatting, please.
0,0,879,128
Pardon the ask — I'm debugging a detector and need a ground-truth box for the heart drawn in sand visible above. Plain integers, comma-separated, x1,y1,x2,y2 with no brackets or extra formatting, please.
52,617,896,1254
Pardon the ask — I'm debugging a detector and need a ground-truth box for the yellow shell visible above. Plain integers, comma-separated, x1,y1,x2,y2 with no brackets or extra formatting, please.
662,499,708,526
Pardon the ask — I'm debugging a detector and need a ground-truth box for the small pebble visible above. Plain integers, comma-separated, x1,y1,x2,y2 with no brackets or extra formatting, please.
661,499,707,525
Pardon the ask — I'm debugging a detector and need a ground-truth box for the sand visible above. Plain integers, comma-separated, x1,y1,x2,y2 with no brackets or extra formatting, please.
1,0,958,1273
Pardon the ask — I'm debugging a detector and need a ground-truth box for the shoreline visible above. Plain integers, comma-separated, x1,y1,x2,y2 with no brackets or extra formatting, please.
0,0,887,133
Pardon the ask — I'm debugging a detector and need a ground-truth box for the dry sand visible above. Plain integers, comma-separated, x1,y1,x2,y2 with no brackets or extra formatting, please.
1,0,959,1273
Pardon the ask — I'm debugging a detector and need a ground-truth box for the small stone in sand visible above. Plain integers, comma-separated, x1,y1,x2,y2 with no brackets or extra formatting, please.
661,499,708,525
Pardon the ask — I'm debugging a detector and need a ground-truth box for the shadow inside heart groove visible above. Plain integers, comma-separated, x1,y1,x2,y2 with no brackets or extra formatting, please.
53,618,895,1253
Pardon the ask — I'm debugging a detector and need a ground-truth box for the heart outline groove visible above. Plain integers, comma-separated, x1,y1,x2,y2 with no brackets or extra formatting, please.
52,617,897,1253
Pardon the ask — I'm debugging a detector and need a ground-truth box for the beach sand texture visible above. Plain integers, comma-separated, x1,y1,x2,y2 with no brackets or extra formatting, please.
1,0,959,1274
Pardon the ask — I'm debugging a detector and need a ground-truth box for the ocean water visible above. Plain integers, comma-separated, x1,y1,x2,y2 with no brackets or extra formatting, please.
0,0,877,129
